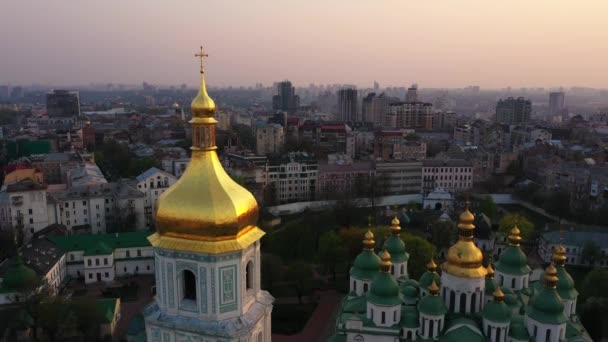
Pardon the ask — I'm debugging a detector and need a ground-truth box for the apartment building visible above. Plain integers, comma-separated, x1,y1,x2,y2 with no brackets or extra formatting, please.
422,159,473,194
135,167,177,227
265,152,318,204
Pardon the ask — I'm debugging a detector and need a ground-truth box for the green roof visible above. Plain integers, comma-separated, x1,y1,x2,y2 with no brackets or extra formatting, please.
495,246,531,276
482,301,512,323
7,140,52,160
440,318,485,342
528,287,568,324
350,250,380,280
419,271,441,289
399,278,420,289
509,315,530,341
385,236,409,262
50,231,152,256
96,298,118,323
367,272,401,306
403,285,417,298
418,294,448,316
0,258,39,293
400,305,419,328
485,277,497,294
327,335,347,342
343,295,367,314
556,266,578,300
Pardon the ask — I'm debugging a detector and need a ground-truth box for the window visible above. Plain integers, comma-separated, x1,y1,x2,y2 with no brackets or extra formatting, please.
381,311,386,324
87,259,91,266
105,272,109,278
70,254,74,261
370,308,374,320
126,250,130,257
393,310,397,322
137,249,141,257
29,218,33,224
364,283,369,293
88,273,92,279
124,267,127,272
28,209,33,215
246,261,254,290
147,265,150,271
95,259,99,266
104,258,108,265
512,278,516,288
183,270,196,300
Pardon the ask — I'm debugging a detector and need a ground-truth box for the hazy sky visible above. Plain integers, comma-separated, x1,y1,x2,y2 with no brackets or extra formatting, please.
2,0,608,88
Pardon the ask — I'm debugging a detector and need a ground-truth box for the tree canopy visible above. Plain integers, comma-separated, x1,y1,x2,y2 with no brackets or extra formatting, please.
498,213,534,240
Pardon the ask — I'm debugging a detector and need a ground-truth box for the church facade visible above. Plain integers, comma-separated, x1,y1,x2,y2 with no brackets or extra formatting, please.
143,47,273,342
329,206,591,342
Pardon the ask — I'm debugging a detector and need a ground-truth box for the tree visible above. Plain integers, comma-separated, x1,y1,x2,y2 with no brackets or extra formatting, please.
0,230,17,260
429,221,456,252
479,196,498,221
71,298,105,340
318,231,346,281
127,156,161,177
543,190,571,223
285,262,314,304
579,269,608,341
498,213,534,240
402,234,436,280
261,254,285,292
338,227,368,271
581,241,602,266
333,197,360,228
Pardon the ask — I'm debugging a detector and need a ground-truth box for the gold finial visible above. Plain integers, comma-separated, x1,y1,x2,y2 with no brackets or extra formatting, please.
493,287,505,303
380,250,392,273
195,46,208,74
428,279,440,296
426,257,437,271
457,202,475,234
363,230,375,250
390,215,401,236
486,262,495,278
552,245,567,266
544,263,559,288
508,226,522,246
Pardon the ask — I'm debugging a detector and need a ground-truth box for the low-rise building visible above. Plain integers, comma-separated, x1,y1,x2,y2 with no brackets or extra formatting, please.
255,123,284,156
50,231,154,284
539,230,608,267
135,167,177,227
318,154,374,198
422,159,473,194
0,179,50,237
161,157,189,178
374,130,426,161
265,152,318,204
374,160,422,195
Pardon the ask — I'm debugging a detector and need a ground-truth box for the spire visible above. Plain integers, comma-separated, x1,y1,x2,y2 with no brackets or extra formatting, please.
493,287,505,303
486,262,495,278
190,45,217,151
379,250,392,273
544,263,559,288
428,279,440,296
508,226,522,246
390,215,401,236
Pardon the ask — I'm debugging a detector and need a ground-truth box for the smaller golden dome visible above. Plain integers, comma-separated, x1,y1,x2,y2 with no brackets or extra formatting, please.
508,226,522,246
428,279,440,296
544,263,559,288
493,287,505,302
364,230,374,240
457,203,475,230
380,250,392,272
486,263,495,277
390,216,401,236
363,230,375,250
552,245,567,265
391,216,400,226
427,258,437,271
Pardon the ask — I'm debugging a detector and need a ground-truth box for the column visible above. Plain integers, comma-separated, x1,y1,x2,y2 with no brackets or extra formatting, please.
465,293,472,314
454,292,460,313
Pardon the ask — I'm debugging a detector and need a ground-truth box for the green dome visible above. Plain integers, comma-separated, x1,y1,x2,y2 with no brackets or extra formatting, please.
350,250,380,280
419,271,441,289
367,272,401,306
385,236,409,262
555,266,578,300
495,246,531,276
403,285,417,298
400,278,419,289
418,294,447,316
528,288,568,324
0,259,38,293
482,301,512,323
485,277,497,295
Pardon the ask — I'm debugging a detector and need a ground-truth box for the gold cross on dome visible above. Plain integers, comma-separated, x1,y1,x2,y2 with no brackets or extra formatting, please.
195,46,209,74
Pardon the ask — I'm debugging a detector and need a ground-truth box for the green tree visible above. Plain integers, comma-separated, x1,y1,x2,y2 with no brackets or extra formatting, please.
579,269,608,341
402,234,436,280
285,262,314,304
479,196,498,221
261,254,285,292
318,231,346,281
429,220,456,251
338,227,368,271
127,156,161,176
71,298,105,340
581,241,602,266
498,213,534,240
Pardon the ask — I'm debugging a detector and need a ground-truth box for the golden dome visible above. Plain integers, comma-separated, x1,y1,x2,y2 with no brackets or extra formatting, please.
363,230,376,250
544,263,558,288
552,245,567,265
442,206,487,278
150,47,261,253
486,263,495,277
391,216,400,227
380,250,392,272
427,258,437,271
428,279,440,295
493,287,505,302
508,226,522,246
390,216,401,236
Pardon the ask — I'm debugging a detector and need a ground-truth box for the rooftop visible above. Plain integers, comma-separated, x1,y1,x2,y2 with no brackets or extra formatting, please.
49,231,152,256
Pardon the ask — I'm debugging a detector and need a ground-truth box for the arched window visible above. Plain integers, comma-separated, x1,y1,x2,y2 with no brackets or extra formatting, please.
353,280,357,292
499,275,504,286
496,327,501,342
246,261,254,290
486,325,491,338
183,270,196,300
257,331,263,342
545,329,551,342
364,283,369,293
381,311,386,324
470,292,477,313
370,308,374,320
429,320,435,337
533,325,538,337
391,265,394,275
511,277,516,289
449,290,456,311
401,265,405,275
393,310,397,322
460,293,466,313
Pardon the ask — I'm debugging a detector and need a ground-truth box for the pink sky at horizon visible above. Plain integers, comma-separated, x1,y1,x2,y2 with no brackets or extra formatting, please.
1,0,608,88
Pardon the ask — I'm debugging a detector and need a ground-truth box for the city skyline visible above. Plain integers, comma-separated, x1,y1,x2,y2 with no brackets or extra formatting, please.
2,0,608,88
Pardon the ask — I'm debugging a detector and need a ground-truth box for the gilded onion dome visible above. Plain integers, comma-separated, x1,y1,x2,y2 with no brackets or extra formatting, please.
150,47,262,253
552,245,578,300
495,226,531,276
419,257,441,289
441,203,487,278
418,279,448,316
351,230,381,280
367,251,401,306
385,216,409,263
482,287,511,323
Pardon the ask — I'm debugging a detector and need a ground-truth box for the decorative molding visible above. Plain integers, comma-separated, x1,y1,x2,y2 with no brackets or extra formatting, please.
211,267,216,313
156,248,240,262
219,264,237,313
200,266,207,314
167,262,175,308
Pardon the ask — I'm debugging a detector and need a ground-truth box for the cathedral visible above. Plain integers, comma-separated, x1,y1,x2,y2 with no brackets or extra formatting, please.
143,48,273,342
328,206,592,342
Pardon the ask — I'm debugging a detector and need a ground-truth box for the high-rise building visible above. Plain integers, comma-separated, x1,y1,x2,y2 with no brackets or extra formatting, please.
548,91,565,117
372,93,399,127
389,102,434,129
495,97,531,124
361,92,376,123
0,85,8,98
255,123,284,156
337,88,358,122
144,50,273,342
272,81,299,112
405,84,418,102
46,90,81,117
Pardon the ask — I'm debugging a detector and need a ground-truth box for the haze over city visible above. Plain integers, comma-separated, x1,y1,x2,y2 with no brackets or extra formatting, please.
2,0,608,88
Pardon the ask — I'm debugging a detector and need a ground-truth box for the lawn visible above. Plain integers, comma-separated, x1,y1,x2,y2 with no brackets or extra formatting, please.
272,303,317,335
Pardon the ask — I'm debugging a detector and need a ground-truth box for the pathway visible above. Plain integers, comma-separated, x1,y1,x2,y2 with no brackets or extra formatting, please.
272,290,343,342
